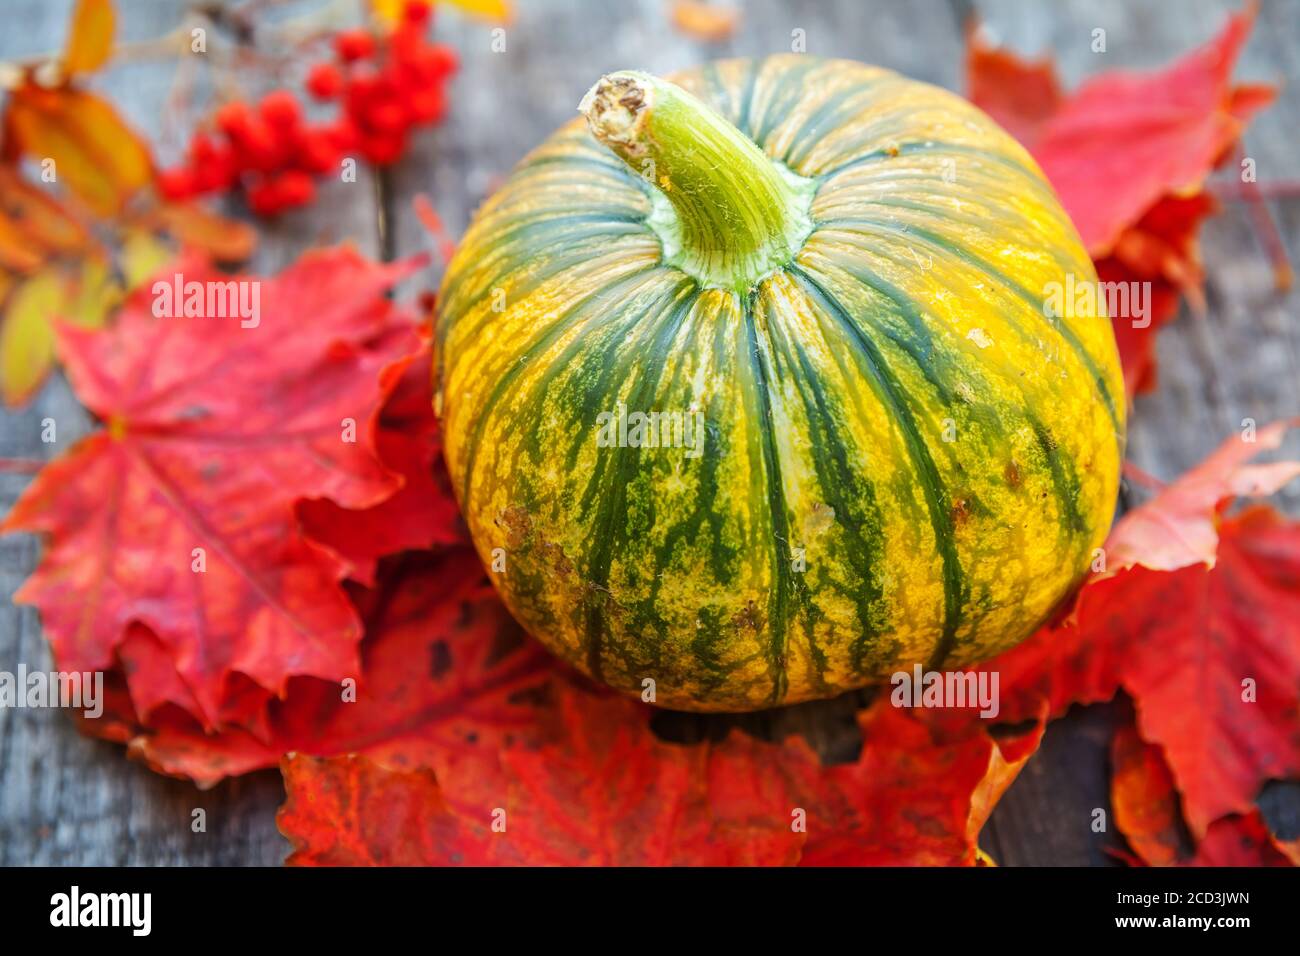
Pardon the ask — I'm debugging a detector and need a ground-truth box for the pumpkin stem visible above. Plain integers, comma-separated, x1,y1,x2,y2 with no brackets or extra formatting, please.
580,71,814,294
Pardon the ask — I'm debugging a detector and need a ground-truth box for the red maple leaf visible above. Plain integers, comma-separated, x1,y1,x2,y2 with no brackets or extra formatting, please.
98,547,555,788
962,23,1060,147
277,694,814,867
1107,419,1300,571
791,701,1044,866
966,7,1274,396
1021,11,1268,255
276,646,1044,865
279,754,508,866
1110,720,1190,865
1193,813,1296,866
1097,195,1216,396
1112,507,1300,836
298,346,468,586
473,685,811,865
1111,718,1297,866
4,247,422,726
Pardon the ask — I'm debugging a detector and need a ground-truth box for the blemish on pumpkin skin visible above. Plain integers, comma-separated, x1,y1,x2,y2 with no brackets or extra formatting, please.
539,539,574,577
581,583,630,642
732,599,764,634
803,502,836,539
949,498,971,526
497,505,533,549
497,510,575,578
1004,461,1022,488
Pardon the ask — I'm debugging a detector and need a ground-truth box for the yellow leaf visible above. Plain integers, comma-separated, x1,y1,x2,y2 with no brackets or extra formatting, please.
6,86,153,217
446,0,514,21
0,167,92,256
0,210,46,273
372,0,512,28
65,254,121,328
0,269,68,405
392,0,514,23
153,201,256,264
669,1,740,42
369,0,404,25
64,0,116,75
120,228,173,288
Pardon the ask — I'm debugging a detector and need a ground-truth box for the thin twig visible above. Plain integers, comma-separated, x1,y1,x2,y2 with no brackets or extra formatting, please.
0,457,44,475
1209,180,1300,202
1225,151,1294,292
0,27,192,90
374,165,396,263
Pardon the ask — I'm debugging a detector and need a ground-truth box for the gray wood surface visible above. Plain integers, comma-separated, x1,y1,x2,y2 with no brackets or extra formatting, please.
1,0,1297,866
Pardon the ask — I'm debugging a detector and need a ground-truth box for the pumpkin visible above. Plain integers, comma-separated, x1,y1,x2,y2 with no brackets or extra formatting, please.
435,55,1125,712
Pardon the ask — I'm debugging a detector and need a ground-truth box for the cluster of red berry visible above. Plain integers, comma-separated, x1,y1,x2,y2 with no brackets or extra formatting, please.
158,1,457,216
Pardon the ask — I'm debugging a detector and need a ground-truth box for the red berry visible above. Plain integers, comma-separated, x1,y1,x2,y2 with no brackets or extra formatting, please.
404,1,432,26
157,166,197,201
360,131,406,166
190,139,237,191
425,44,458,77
188,131,218,163
366,96,409,135
391,22,426,66
187,132,225,184
224,143,254,176
272,169,316,208
306,62,344,99
324,118,361,152
245,175,282,216
408,86,446,124
344,66,381,116
245,170,315,216
231,116,283,173
334,29,375,63
351,71,412,133
214,100,254,139
297,128,341,174
259,89,302,130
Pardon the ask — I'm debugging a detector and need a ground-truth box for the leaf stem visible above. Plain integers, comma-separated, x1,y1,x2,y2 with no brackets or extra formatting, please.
1222,155,1294,292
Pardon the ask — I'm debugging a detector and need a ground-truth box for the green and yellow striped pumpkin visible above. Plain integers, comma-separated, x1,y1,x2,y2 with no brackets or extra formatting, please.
435,55,1125,712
